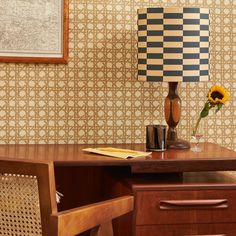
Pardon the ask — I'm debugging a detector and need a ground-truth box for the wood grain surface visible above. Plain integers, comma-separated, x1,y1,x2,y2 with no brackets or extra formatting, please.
0,143,236,173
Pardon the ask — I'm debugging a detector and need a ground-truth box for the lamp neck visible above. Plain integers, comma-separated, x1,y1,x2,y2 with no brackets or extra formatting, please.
167,82,179,97
164,82,181,141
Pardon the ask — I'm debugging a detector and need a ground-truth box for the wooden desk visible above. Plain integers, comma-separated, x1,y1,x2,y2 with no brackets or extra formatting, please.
1,142,236,236
0,142,236,172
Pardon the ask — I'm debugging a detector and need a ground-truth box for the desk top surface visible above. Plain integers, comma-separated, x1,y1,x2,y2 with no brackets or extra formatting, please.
0,142,236,173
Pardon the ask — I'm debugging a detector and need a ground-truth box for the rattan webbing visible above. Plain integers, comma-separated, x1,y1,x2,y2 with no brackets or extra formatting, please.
0,173,42,235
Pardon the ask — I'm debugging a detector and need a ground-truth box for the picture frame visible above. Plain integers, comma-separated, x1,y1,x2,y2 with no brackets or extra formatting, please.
0,0,68,63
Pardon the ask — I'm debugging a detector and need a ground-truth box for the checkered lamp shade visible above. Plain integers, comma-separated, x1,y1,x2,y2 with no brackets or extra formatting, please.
138,7,209,82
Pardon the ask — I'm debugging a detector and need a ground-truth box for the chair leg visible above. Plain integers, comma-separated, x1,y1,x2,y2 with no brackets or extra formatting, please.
90,221,114,236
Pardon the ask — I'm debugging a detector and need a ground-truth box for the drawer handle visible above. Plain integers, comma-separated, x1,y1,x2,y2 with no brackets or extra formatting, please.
159,199,228,210
184,235,226,236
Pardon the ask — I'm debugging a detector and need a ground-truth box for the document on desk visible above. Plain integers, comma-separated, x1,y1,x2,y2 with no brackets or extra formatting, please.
82,147,152,159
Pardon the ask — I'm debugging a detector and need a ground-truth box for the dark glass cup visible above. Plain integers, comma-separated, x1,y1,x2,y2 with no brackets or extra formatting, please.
146,125,167,151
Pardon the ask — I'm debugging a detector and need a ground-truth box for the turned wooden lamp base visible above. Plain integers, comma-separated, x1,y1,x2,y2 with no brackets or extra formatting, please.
165,82,190,150
167,139,190,149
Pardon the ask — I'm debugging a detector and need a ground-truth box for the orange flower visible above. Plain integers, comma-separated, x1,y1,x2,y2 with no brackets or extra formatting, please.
207,84,230,104
192,84,230,136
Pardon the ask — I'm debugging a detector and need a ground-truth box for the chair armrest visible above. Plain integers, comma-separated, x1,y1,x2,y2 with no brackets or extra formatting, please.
51,195,134,236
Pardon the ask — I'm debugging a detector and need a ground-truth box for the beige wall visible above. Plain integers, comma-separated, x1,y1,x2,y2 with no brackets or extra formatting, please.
0,0,234,149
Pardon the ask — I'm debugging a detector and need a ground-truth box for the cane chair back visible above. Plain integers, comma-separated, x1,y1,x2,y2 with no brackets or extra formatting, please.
0,173,42,235
0,159,133,236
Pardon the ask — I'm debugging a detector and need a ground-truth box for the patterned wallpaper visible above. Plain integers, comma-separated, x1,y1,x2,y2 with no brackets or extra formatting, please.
0,0,235,149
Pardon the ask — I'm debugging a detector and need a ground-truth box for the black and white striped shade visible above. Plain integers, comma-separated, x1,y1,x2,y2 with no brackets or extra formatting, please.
138,7,209,82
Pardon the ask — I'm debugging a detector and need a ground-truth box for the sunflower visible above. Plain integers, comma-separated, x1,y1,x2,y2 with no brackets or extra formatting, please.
192,84,230,136
207,84,230,104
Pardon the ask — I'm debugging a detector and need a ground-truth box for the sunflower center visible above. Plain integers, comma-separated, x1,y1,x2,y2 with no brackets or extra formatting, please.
211,91,223,100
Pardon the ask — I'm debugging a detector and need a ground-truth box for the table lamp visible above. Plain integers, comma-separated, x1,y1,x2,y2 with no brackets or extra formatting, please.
138,7,209,149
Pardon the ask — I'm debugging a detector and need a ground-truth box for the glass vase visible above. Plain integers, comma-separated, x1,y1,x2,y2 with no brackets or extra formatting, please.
191,119,204,152
191,134,203,152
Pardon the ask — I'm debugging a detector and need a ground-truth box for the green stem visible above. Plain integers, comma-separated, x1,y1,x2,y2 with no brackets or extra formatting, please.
192,116,202,136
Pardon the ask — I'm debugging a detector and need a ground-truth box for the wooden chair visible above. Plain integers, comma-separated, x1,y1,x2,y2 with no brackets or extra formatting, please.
0,159,133,236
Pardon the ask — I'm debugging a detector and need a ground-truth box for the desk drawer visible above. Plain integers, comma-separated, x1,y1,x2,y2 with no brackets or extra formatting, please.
136,223,236,236
136,189,236,225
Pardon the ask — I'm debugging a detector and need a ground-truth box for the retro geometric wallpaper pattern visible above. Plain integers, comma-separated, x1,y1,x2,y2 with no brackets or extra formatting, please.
0,0,235,149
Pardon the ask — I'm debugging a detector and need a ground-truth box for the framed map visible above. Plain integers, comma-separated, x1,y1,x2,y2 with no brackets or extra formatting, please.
0,0,68,63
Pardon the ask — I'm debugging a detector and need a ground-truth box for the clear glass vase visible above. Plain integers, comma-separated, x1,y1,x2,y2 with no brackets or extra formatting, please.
191,119,204,152
191,134,203,152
